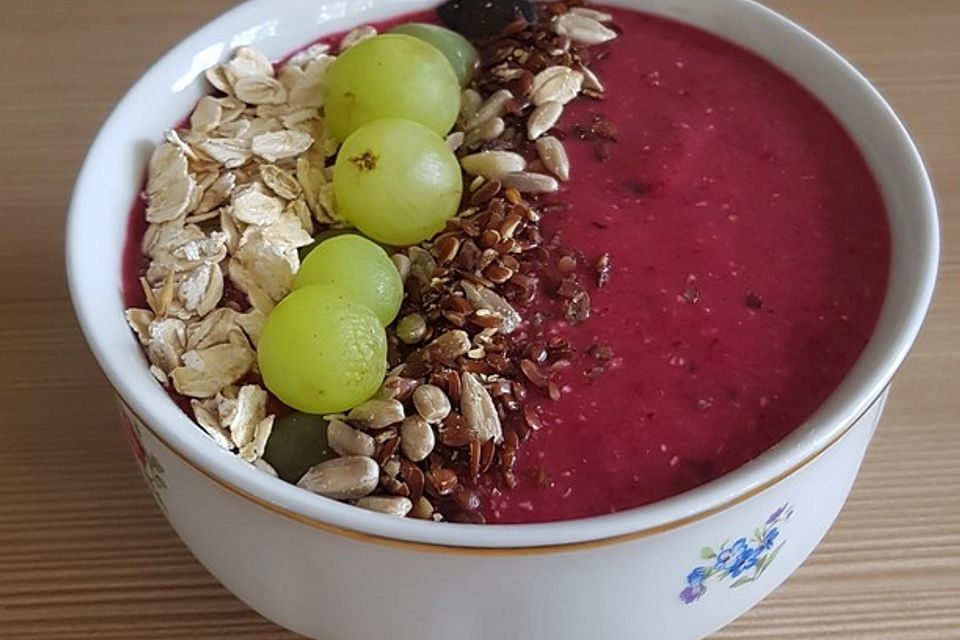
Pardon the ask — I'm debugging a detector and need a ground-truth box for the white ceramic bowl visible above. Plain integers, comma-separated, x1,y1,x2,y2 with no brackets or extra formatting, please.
66,1,938,638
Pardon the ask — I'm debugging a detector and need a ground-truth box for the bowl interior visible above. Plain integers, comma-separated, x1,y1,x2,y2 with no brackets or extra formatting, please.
66,0,938,547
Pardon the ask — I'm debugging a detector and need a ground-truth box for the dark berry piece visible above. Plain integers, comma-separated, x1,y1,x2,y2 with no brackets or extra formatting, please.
437,0,535,40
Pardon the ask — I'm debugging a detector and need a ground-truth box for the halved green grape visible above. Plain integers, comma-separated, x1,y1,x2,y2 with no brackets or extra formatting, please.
388,23,479,86
323,34,460,140
262,412,335,483
333,118,462,246
258,285,387,414
293,234,403,326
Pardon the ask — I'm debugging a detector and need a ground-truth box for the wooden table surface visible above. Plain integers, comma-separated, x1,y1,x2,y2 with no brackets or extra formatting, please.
1,1,958,638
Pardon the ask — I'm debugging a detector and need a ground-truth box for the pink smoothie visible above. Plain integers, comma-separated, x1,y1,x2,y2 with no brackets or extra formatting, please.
482,7,889,523
122,6,890,525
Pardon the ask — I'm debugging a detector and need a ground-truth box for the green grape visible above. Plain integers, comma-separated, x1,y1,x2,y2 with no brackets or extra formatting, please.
333,118,462,246
298,229,394,261
262,412,335,483
388,23,479,86
293,234,403,326
258,285,387,414
298,228,357,260
323,34,460,140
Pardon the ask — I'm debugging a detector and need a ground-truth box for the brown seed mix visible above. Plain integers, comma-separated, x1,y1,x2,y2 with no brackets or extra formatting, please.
468,177,503,205
558,254,578,273
596,252,612,288
439,412,477,448
373,436,400,466
426,468,459,497
399,458,426,504
564,292,591,325
547,380,562,401
520,358,550,388
377,376,419,402
589,343,614,360
522,404,544,432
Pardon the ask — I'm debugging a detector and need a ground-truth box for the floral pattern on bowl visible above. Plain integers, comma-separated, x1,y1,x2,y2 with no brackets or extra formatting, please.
119,404,167,509
679,504,794,603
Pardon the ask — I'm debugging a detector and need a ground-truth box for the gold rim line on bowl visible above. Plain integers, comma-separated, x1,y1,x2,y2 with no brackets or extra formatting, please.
125,388,885,556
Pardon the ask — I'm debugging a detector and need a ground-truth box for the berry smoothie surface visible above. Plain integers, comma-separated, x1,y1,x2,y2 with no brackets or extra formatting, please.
483,7,890,523
121,6,890,525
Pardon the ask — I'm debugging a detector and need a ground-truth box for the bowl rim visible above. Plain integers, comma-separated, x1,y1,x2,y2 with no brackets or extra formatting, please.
66,0,939,549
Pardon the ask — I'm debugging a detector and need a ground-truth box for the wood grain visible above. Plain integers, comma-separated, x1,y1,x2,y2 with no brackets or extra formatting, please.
0,1,957,638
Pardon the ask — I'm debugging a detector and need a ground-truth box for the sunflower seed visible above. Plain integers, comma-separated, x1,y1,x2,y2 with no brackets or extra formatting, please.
399,415,436,462
527,100,563,140
348,399,405,428
580,64,604,94
553,13,618,45
328,419,376,457
391,253,411,282
460,372,502,444
412,385,452,423
460,151,527,179
428,330,472,359
445,131,465,152
297,456,379,500
535,136,570,181
568,7,614,22
463,117,505,148
461,281,521,334
531,66,583,106
408,246,437,284
499,171,560,194
355,495,413,517
460,88,483,121
464,89,513,131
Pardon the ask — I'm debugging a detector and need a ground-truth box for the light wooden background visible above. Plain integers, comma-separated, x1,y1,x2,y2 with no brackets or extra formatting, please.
1,1,957,638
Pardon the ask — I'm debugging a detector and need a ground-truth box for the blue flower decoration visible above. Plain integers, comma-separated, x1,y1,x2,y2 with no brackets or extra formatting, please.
678,504,793,604
714,538,749,572
728,545,760,578
763,527,779,550
687,567,708,585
